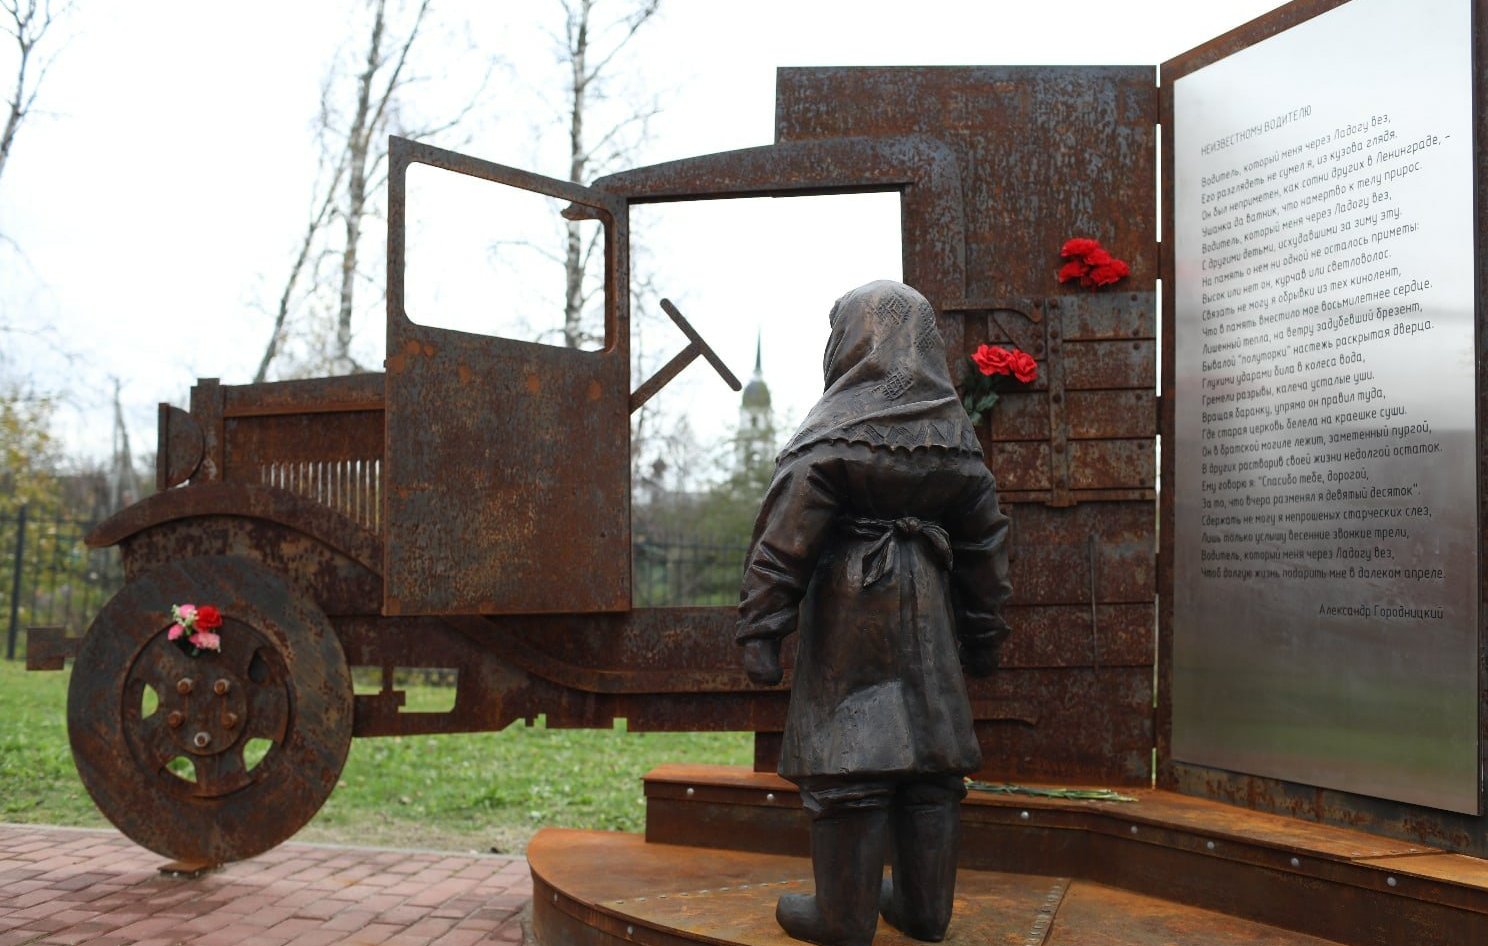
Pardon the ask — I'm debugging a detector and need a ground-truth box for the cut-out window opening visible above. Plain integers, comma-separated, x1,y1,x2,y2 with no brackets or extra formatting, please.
403,161,611,352
628,192,902,607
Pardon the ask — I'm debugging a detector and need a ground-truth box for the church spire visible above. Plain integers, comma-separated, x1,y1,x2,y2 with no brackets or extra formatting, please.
738,328,775,473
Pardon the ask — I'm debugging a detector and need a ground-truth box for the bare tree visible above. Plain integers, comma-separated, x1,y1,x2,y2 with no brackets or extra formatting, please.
0,0,67,198
257,0,484,381
558,0,660,349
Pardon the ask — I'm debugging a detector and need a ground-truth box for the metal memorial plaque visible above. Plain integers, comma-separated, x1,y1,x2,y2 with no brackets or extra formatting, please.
1171,0,1479,813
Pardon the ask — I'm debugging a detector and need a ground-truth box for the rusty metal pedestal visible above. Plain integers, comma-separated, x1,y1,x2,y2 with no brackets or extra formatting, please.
528,765,1488,946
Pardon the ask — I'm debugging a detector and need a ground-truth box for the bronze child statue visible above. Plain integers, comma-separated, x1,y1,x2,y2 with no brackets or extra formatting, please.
738,280,1013,946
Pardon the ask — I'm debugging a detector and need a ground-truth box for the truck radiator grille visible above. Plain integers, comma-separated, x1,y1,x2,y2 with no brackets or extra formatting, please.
260,459,382,533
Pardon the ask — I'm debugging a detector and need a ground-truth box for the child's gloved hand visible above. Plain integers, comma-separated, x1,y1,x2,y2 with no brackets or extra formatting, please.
743,639,783,686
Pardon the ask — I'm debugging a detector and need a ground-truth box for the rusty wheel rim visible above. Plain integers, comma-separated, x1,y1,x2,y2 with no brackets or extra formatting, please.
122,619,291,801
68,555,352,865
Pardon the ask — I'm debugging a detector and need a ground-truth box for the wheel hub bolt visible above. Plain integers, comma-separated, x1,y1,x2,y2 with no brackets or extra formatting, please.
177,678,193,695
167,711,184,729
193,731,211,749
222,712,239,730
213,679,230,695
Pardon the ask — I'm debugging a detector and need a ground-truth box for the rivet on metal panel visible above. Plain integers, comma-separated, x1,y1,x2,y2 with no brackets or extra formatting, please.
167,711,184,729
1387,876,1398,887
193,732,211,749
766,793,776,802
177,678,193,695
1205,840,1216,851
686,787,695,797
1290,857,1301,867
1019,811,1030,820
214,679,230,695
1130,826,1139,835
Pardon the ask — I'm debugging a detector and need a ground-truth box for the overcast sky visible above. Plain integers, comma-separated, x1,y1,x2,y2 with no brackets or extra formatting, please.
0,0,1286,468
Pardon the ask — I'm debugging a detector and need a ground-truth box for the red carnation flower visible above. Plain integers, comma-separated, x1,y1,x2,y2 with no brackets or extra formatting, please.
1008,351,1039,384
1089,259,1131,286
1058,237,1129,291
971,344,1013,376
1057,260,1089,284
194,605,223,631
1060,237,1101,258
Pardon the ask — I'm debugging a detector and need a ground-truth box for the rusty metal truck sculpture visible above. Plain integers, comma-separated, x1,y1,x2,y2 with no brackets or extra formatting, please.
29,67,1158,866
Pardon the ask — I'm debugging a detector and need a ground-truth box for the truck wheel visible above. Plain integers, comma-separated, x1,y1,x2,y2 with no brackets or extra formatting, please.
67,555,353,865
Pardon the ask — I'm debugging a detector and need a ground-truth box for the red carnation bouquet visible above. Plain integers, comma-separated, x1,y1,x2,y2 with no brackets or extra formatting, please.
1057,237,1129,289
168,602,224,656
962,344,1039,425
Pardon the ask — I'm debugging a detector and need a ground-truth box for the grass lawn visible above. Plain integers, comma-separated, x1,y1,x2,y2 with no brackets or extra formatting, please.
0,658,752,855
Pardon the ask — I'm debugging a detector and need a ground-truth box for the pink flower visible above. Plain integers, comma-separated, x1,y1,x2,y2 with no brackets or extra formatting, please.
175,603,197,623
167,623,185,641
189,631,221,652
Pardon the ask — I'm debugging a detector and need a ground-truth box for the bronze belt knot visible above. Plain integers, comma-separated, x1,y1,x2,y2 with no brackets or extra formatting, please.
843,516,953,587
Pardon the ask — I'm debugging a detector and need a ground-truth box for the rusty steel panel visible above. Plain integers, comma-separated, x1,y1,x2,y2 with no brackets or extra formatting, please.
156,404,204,491
1002,503,1155,605
775,67,1157,301
120,515,382,620
223,412,382,470
970,667,1153,785
221,373,384,415
382,331,631,615
188,378,224,483
1061,339,1155,390
990,390,1156,442
964,292,1156,505
1068,440,1154,491
383,138,631,616
991,442,1154,494
1000,603,1153,669
1058,291,1157,341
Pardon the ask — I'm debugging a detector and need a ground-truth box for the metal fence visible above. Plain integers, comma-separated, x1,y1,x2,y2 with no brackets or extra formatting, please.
0,512,747,658
632,534,750,607
2,506,124,660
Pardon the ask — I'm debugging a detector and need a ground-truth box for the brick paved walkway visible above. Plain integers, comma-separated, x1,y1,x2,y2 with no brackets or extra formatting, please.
0,824,532,946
